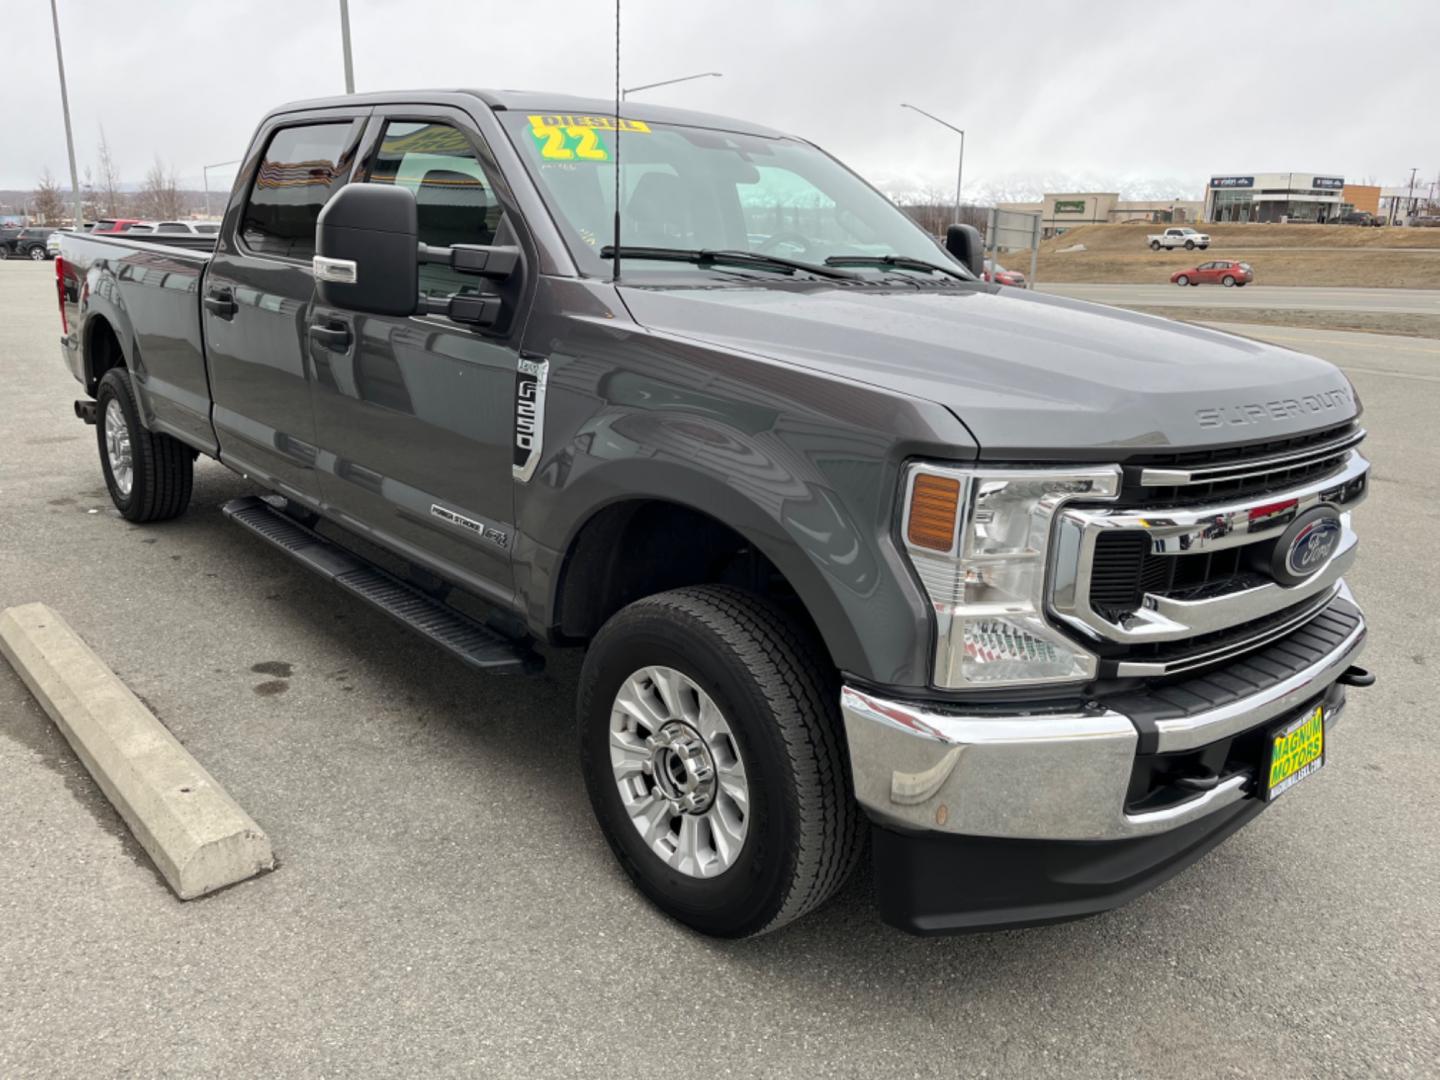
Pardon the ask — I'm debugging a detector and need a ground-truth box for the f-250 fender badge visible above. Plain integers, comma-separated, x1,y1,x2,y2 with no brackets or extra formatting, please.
513,356,549,482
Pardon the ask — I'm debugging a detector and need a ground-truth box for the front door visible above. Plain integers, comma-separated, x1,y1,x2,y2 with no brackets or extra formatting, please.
306,108,526,606
204,113,369,506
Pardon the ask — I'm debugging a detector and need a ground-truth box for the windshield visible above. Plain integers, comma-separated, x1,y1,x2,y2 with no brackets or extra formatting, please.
500,111,963,279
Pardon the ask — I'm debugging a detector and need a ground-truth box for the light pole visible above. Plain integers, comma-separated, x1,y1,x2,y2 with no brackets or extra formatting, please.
1405,166,1418,225
622,71,721,99
900,103,965,223
48,0,84,229
339,0,355,93
202,159,242,219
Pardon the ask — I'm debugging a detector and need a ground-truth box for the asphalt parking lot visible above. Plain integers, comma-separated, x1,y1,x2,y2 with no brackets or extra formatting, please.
2,259,1438,1078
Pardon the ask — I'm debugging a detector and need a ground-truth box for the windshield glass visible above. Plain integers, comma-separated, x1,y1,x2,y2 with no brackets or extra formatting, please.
499,111,962,278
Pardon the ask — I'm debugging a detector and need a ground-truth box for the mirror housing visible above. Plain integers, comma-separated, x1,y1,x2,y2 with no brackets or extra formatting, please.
314,184,419,316
944,223,984,277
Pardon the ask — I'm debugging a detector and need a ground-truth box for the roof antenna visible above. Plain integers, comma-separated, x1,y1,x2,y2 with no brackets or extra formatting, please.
611,0,622,283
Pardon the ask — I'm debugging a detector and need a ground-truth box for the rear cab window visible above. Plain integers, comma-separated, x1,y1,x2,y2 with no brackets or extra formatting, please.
240,121,360,261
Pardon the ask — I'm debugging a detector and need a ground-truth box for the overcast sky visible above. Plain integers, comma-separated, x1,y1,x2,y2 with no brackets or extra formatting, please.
4,0,1436,198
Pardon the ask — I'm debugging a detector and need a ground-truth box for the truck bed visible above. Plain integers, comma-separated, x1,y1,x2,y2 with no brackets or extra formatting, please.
60,231,218,453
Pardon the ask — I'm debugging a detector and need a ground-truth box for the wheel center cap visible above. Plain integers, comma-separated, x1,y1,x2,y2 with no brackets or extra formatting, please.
647,722,716,814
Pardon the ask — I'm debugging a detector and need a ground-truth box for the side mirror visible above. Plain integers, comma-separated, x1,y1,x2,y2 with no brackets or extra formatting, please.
314,184,419,316
944,223,984,277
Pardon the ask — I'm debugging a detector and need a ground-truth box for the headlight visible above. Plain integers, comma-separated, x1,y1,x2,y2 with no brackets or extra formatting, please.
901,463,1120,689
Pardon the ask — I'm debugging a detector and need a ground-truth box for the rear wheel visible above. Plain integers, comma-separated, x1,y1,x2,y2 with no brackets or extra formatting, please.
578,586,861,938
1176,275,1189,286
1222,275,1236,287
1150,240,1161,250
96,368,194,522
0,246,8,261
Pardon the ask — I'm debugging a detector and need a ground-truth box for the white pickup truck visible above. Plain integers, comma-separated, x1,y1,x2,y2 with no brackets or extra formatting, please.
1148,226,1210,250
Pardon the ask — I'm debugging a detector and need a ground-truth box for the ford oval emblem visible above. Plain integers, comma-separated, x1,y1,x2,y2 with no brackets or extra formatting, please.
1271,508,1342,587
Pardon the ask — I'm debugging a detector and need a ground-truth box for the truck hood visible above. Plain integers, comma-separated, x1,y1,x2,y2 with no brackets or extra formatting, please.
617,283,1358,456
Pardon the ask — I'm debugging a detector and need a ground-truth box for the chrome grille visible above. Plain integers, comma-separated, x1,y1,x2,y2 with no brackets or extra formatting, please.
1051,436,1368,677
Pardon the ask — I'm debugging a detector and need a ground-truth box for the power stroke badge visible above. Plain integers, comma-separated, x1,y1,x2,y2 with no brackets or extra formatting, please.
513,356,549,482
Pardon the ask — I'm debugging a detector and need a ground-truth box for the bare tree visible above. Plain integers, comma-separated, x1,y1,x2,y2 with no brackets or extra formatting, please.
33,169,66,225
139,155,182,219
95,129,123,217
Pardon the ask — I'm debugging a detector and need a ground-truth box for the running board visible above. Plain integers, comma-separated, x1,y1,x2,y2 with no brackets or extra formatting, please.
222,495,540,675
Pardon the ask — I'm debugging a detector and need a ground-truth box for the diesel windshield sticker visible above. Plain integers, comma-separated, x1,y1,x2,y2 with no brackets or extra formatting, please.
429,504,510,549
526,115,650,162
513,357,549,483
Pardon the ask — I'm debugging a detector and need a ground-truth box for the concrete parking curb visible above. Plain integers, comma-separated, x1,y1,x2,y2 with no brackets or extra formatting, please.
0,602,273,899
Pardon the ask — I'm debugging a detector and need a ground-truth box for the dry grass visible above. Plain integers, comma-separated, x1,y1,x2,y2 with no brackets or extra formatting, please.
999,223,1440,288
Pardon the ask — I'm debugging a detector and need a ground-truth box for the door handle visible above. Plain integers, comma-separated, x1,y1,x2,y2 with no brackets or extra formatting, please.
203,288,236,319
308,321,352,351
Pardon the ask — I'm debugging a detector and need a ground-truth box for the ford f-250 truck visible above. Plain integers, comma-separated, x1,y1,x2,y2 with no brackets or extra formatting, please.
57,90,1373,936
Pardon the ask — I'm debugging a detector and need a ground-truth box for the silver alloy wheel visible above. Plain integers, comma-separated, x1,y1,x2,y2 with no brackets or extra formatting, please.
609,665,749,878
29,245,45,261
103,398,134,497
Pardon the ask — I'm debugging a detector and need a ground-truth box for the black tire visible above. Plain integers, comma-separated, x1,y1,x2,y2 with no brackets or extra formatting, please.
578,586,861,938
95,368,193,522
1184,239,1195,250
1149,240,1161,250
0,246,9,261
1222,275,1236,287
28,244,46,261
1176,275,1189,286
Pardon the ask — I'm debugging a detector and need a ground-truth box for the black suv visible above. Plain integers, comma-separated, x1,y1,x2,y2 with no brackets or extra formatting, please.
5,227,57,260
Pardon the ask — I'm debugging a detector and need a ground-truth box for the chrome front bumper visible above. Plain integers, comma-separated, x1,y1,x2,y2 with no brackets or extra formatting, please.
841,586,1366,843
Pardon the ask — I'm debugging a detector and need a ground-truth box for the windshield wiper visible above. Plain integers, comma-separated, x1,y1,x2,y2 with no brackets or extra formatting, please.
599,245,861,281
823,253,970,280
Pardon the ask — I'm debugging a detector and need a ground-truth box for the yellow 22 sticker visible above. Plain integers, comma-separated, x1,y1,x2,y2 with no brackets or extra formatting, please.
526,114,650,162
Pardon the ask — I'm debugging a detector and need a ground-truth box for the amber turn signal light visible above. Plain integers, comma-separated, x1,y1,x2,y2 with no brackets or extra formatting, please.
907,474,960,551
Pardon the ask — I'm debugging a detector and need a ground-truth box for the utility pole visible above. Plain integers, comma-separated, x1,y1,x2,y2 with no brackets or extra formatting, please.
202,159,242,219
1405,167,1417,225
900,104,966,224
48,0,84,229
339,0,355,93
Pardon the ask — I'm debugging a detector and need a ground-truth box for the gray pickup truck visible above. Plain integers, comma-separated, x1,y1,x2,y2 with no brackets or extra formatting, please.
57,89,1372,937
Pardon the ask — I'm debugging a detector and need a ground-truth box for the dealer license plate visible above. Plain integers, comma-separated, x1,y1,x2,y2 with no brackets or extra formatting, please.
1266,705,1325,802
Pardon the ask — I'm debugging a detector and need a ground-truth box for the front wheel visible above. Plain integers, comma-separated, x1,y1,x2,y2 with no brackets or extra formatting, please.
96,368,194,522
1222,275,1236,287
28,245,46,261
1184,240,1196,250
578,586,861,938
1175,275,1189,286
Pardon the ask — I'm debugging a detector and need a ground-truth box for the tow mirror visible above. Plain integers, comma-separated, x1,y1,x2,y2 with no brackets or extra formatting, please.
314,183,520,328
314,184,419,316
944,223,984,277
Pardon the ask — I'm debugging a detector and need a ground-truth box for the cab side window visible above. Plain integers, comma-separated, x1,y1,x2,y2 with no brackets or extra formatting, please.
241,122,357,261
366,121,502,299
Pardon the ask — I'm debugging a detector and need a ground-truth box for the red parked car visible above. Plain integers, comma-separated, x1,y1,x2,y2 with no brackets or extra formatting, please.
1171,259,1253,287
91,218,142,234
982,258,1028,287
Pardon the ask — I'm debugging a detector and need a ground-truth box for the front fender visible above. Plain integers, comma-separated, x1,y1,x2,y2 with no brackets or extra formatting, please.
511,316,975,688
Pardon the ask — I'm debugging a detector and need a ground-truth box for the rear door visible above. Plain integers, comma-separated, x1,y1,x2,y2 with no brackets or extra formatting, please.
203,109,369,507
306,104,531,604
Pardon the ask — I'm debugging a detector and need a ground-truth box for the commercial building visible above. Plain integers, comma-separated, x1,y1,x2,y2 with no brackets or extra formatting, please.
995,193,1204,238
1342,184,1381,217
1204,173,1345,223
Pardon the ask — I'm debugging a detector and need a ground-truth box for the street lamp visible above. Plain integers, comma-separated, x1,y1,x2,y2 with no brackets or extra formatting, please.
339,0,355,93
48,0,84,229
622,71,722,100
900,103,965,224
202,159,241,219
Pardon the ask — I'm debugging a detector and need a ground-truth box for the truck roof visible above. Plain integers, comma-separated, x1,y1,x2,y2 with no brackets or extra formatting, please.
264,88,789,140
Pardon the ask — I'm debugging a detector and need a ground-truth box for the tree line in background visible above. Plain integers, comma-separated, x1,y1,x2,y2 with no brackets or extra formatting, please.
23,130,193,225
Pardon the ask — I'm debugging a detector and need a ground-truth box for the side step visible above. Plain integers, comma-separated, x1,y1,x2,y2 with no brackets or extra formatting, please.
222,496,540,675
